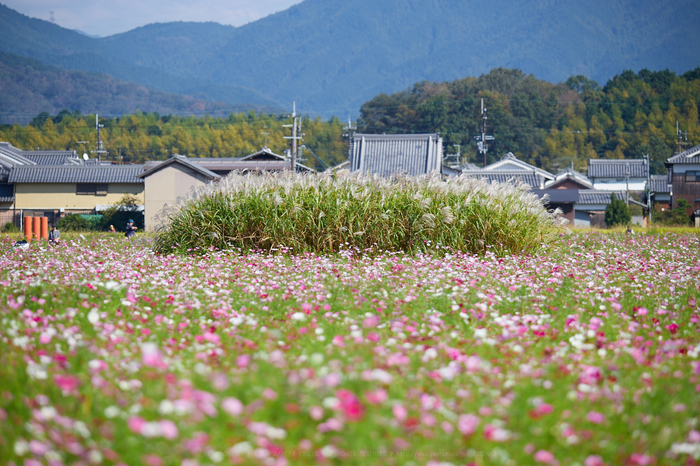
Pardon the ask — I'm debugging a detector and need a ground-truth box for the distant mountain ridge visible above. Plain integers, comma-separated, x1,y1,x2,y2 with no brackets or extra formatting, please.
0,0,698,117
0,52,266,124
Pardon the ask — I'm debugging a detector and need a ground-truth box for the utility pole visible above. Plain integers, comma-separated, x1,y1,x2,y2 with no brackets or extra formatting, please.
474,98,494,167
283,103,302,172
677,121,689,154
91,114,107,162
625,162,630,206
343,117,357,164
643,154,651,226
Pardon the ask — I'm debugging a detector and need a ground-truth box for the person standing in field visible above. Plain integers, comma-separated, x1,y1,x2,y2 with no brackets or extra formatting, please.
125,219,137,238
109,225,117,233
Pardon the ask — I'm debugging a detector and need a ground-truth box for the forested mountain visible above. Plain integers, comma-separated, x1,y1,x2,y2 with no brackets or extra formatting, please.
0,0,698,117
0,53,265,124
359,68,700,174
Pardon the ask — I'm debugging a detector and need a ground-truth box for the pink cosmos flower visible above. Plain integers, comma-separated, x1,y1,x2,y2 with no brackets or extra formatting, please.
128,416,146,434
483,424,509,441
221,397,243,416
336,389,365,421
392,404,407,422
160,420,179,439
629,453,654,465
365,389,388,405
143,454,163,466
688,430,700,443
457,414,480,436
29,440,49,455
142,343,167,369
586,411,605,424
534,450,555,464
309,406,324,421
54,374,80,394
237,354,251,368
584,455,604,466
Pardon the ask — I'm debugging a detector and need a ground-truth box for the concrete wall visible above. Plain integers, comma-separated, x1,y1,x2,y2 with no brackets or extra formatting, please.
14,183,143,210
143,164,212,232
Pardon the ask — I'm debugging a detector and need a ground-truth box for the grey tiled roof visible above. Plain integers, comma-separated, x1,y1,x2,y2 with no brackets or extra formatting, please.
650,175,671,193
9,165,145,183
461,170,544,187
0,183,13,202
667,144,700,164
577,190,628,205
23,153,80,165
530,189,579,203
587,159,648,178
350,133,442,176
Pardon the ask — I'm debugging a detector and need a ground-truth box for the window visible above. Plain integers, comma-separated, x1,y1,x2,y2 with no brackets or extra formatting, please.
76,183,108,195
685,171,700,182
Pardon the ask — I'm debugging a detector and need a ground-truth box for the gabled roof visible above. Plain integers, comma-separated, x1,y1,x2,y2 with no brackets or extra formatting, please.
461,170,545,188
545,167,593,189
587,159,648,178
483,153,554,180
9,165,145,183
650,175,671,193
666,144,700,164
241,147,286,161
137,155,220,180
0,183,13,202
350,133,442,176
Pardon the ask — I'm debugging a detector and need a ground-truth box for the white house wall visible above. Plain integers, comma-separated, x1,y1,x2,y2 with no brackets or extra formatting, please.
592,179,646,191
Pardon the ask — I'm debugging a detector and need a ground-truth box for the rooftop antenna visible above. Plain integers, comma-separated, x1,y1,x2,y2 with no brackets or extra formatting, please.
474,98,495,167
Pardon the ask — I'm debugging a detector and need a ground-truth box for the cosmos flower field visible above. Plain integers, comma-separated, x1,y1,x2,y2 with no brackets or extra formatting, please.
1,232,699,466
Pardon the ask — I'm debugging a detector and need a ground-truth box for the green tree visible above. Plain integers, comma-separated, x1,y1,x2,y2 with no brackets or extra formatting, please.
605,193,631,227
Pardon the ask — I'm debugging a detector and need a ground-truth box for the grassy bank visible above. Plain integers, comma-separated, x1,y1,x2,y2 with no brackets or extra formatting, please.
153,172,566,256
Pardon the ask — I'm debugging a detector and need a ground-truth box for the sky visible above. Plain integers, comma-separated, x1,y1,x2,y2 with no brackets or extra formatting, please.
3,0,303,37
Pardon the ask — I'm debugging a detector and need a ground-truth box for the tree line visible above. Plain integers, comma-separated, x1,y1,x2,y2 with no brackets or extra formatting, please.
1,67,698,174
359,67,700,174
0,111,348,172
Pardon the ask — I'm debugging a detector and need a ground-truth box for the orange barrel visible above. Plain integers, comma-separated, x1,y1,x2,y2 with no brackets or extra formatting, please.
41,217,49,239
33,217,41,240
24,216,33,242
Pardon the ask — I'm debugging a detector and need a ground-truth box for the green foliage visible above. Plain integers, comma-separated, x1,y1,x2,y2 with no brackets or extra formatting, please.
1,222,18,233
605,193,631,227
359,68,700,174
98,194,144,232
0,109,347,171
57,214,101,231
653,198,692,226
153,172,566,256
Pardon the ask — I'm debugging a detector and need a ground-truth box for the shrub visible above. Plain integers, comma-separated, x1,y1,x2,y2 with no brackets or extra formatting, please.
653,198,692,226
1,221,18,233
58,214,99,231
605,193,631,227
153,172,567,256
